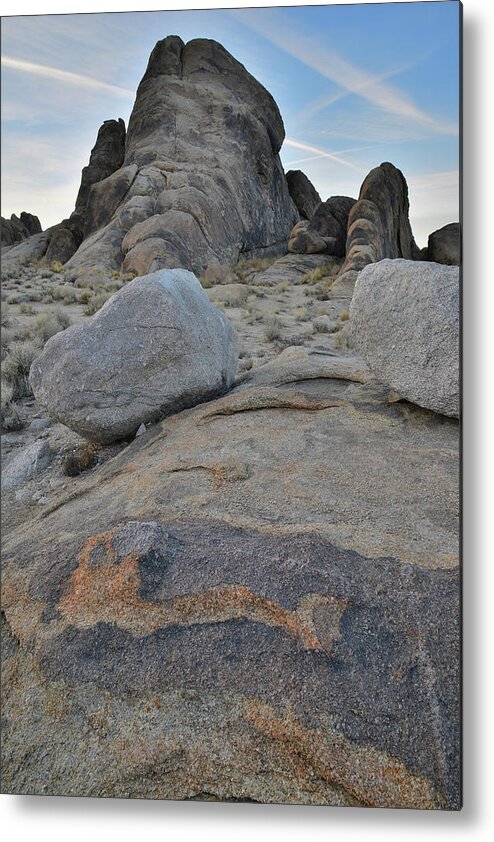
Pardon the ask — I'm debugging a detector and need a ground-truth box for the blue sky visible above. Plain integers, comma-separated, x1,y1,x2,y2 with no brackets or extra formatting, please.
1,2,460,246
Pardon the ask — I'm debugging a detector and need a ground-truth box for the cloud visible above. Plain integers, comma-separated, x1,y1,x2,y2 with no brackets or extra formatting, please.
407,170,459,246
296,59,418,125
283,138,364,172
231,9,458,137
1,56,135,99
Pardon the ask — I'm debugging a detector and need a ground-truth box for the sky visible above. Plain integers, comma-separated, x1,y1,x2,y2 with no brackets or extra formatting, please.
1,2,460,247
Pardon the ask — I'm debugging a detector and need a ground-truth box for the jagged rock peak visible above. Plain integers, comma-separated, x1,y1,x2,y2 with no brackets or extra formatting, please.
64,36,297,277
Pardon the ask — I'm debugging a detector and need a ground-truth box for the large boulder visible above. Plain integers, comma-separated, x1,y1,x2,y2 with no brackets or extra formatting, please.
64,37,298,277
29,268,239,443
350,259,459,417
335,163,420,291
285,170,321,220
426,222,461,266
288,196,355,257
43,226,78,265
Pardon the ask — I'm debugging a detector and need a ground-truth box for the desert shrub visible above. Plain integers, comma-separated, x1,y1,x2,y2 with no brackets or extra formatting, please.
313,317,332,333
53,284,76,304
1,304,11,327
264,316,283,342
27,291,42,302
77,289,92,304
200,264,235,288
19,302,34,315
292,306,310,322
332,322,353,351
219,286,249,307
235,256,276,274
32,309,71,343
84,292,111,316
50,261,64,273
61,442,100,477
298,262,342,285
275,281,290,293
0,380,26,431
42,293,54,304
340,309,350,321
237,357,253,372
6,294,21,305
313,283,330,301
2,341,39,399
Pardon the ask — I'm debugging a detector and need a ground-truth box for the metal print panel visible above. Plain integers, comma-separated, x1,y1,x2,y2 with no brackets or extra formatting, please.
1,1,461,809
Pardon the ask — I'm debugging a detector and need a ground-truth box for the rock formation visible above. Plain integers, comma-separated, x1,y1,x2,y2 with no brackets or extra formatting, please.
285,170,321,220
425,222,461,266
288,196,356,257
62,36,298,277
350,259,459,417
333,163,420,295
75,119,126,234
29,269,239,442
1,212,42,248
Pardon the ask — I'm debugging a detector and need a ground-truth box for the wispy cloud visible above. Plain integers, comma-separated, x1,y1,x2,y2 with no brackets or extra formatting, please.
296,59,418,125
284,138,364,172
231,9,458,137
1,56,135,99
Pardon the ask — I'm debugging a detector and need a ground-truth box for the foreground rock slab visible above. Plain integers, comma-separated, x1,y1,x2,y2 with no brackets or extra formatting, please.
2,348,459,806
350,259,459,417
29,268,238,442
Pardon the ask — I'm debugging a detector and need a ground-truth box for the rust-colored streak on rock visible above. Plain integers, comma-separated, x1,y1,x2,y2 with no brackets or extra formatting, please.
58,532,346,651
243,700,442,810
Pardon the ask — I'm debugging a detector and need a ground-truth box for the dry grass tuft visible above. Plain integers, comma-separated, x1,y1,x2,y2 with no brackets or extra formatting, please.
61,442,100,477
32,309,71,343
2,341,39,399
84,292,112,316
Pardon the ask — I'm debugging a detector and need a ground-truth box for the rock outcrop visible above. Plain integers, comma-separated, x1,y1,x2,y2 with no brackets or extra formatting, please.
63,36,298,277
1,212,42,248
74,118,126,234
285,170,321,220
334,163,420,292
2,345,460,807
426,222,461,266
350,259,459,417
29,269,238,443
288,196,356,257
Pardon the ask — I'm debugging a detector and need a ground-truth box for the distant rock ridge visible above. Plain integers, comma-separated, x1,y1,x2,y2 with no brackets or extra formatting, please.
61,35,297,276
1,212,42,248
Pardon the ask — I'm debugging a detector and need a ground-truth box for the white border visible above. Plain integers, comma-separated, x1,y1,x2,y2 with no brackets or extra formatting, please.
2,1,493,839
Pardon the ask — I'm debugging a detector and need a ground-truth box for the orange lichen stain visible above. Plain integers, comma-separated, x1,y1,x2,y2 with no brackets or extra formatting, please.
243,700,442,810
58,531,345,651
